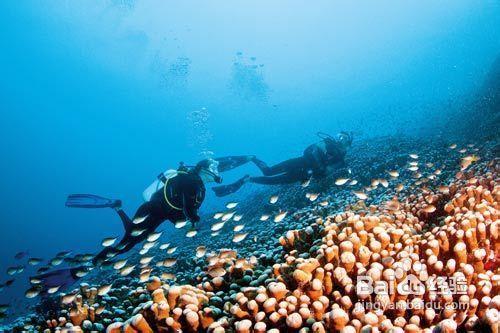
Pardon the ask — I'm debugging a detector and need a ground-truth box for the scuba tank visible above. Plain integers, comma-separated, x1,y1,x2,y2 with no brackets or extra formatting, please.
142,163,190,202
142,169,178,202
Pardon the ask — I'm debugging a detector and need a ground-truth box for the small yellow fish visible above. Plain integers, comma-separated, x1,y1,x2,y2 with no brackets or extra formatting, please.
319,200,329,207
175,220,187,229
233,214,243,222
120,266,135,276
75,269,89,278
147,232,162,242
233,225,245,232
353,191,368,200
434,169,442,175
101,237,117,247
25,288,40,299
260,214,270,221
48,286,60,294
422,205,436,213
211,231,220,237
28,258,42,266
449,144,457,149
408,166,418,171
379,179,389,188
274,211,287,223
186,230,197,238
113,259,127,270
226,202,238,209
143,242,157,250
131,228,146,237
387,170,399,178
195,246,206,258
409,154,419,159
30,277,42,284
211,221,225,232
233,233,248,243
95,305,106,315
409,161,418,166
140,256,154,265
161,272,176,280
462,155,479,163
349,179,358,186
139,272,150,283
395,184,404,192
163,258,177,267
61,293,76,304
458,148,467,153
167,247,177,254
307,193,319,201
98,284,113,296
133,215,149,224
301,178,311,187
208,267,226,278
335,178,350,186
50,258,63,266
213,213,223,220
269,195,279,204
222,212,235,222
159,243,170,250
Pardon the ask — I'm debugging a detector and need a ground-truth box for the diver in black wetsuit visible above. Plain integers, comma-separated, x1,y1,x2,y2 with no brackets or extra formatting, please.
212,132,353,197
91,160,214,265
34,159,221,291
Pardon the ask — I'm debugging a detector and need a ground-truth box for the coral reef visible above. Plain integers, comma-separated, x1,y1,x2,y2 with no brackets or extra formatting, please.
31,160,497,332
5,140,498,332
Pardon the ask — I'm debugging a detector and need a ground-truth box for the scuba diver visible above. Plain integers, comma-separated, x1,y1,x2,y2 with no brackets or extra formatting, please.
212,132,353,197
33,158,223,292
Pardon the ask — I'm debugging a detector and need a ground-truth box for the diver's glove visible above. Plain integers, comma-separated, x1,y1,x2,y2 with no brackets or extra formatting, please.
190,216,200,229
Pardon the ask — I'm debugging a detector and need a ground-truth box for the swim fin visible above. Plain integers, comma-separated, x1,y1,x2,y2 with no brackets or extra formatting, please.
65,194,121,209
212,175,250,197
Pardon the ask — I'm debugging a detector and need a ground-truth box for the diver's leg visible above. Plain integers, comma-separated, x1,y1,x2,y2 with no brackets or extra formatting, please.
93,209,159,265
215,156,255,172
92,238,127,265
253,157,304,176
92,229,146,265
113,201,154,233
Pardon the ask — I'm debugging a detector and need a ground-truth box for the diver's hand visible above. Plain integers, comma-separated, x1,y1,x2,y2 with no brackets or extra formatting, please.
190,217,199,229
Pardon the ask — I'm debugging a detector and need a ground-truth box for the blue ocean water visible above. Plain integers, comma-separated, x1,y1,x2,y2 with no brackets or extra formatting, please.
0,0,499,321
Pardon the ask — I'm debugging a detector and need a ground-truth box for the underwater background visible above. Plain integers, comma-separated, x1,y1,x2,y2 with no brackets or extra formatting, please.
0,0,499,328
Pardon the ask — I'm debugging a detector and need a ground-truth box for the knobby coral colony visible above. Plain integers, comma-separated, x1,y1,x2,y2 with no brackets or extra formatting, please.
14,158,500,332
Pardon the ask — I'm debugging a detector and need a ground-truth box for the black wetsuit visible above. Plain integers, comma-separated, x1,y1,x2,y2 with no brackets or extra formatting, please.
250,139,347,184
212,139,348,196
93,171,205,264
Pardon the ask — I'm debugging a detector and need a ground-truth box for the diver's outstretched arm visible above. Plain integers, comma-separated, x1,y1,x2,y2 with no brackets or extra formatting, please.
215,155,255,172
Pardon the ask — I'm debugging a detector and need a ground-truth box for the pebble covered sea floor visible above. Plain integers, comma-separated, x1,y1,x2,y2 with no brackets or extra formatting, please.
4,134,500,332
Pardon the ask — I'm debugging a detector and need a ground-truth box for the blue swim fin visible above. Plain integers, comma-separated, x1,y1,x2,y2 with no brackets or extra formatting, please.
65,194,121,209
